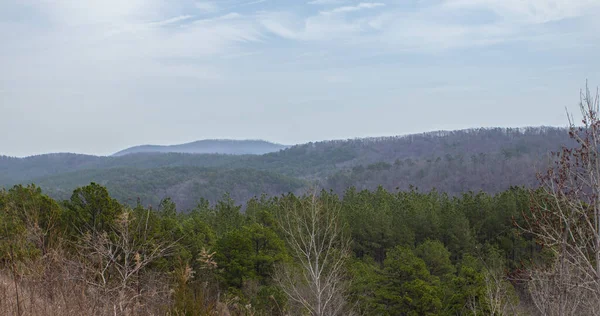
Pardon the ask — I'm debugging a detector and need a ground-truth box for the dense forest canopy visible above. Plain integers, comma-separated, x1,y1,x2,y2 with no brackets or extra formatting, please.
0,182,541,315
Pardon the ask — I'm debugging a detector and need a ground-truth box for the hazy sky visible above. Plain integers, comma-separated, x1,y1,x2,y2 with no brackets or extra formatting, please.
1,0,599,157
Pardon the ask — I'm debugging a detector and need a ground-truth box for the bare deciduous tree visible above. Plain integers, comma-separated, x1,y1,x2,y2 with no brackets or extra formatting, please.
520,82,600,315
274,190,352,316
483,266,519,315
74,208,175,314
526,259,596,316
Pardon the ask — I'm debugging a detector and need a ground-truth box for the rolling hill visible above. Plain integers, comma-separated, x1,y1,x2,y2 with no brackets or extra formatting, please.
0,126,573,209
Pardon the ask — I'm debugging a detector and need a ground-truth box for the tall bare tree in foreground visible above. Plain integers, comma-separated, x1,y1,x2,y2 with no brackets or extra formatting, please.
75,208,175,315
520,82,600,315
274,190,352,316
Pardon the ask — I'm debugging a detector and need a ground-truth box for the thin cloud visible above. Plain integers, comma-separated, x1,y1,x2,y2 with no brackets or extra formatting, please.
443,0,600,24
1,0,599,156
195,2,219,13
260,11,366,41
261,19,299,39
150,15,194,27
193,12,244,24
241,0,268,5
320,2,385,15
308,0,346,4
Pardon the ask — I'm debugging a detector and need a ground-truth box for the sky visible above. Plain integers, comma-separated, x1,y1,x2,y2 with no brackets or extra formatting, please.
1,0,599,157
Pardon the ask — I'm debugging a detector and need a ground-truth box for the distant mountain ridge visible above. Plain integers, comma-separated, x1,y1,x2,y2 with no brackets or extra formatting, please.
112,139,289,156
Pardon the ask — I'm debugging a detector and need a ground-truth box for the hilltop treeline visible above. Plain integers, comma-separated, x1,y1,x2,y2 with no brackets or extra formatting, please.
0,182,543,315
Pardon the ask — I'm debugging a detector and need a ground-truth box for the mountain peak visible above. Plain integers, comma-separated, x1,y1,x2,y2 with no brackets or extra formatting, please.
112,139,289,156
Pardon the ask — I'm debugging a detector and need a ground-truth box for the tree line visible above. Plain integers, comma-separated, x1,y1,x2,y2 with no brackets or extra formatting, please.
0,180,545,315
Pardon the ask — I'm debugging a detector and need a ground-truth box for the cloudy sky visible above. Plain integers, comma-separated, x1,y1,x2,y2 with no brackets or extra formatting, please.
1,0,599,157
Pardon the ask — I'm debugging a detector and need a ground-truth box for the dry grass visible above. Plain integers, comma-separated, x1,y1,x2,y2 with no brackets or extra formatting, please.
0,251,172,316
0,271,179,315
0,270,96,315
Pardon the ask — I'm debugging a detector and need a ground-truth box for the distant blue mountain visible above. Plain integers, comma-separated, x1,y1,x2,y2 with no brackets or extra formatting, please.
112,139,289,156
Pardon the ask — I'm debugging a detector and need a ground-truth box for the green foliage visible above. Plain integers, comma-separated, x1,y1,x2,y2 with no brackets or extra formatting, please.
214,229,255,288
378,246,443,315
180,213,216,263
244,194,279,229
444,255,487,314
243,223,287,282
415,240,455,280
384,246,433,283
214,223,287,289
214,194,244,237
347,256,386,314
63,182,121,235
342,187,414,263
0,185,63,262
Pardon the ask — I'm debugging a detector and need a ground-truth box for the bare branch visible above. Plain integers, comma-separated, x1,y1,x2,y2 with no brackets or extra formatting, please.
274,190,353,316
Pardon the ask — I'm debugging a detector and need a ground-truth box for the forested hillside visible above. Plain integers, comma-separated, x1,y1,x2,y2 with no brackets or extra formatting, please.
326,150,545,196
0,127,571,209
35,167,305,211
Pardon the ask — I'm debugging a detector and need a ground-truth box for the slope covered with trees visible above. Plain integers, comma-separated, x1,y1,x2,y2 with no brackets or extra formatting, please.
326,150,546,196
1,127,572,209
34,167,305,211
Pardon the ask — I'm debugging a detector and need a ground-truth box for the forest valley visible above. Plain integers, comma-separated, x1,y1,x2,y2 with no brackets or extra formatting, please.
1,86,600,316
